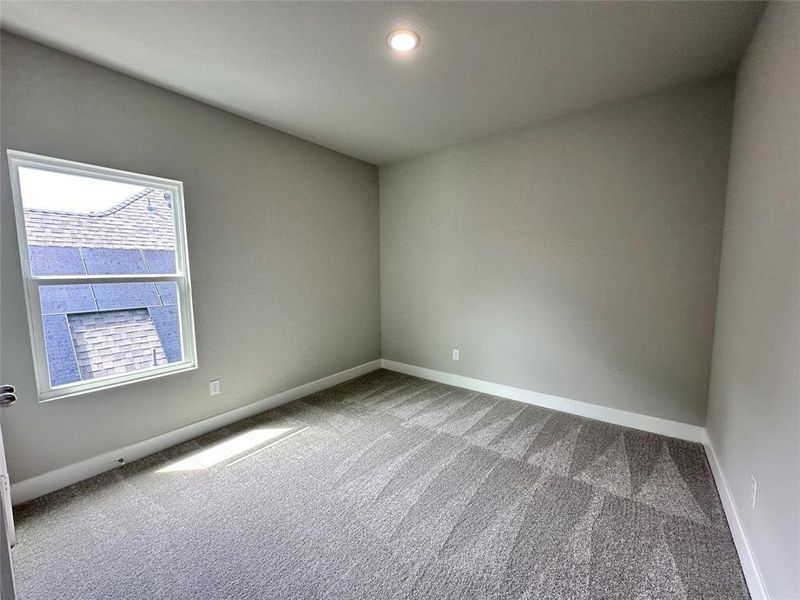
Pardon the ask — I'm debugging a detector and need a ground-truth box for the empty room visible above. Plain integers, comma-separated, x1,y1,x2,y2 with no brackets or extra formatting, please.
0,1,797,599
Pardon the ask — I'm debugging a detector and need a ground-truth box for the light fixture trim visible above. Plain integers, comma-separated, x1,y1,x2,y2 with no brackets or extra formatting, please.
387,29,420,52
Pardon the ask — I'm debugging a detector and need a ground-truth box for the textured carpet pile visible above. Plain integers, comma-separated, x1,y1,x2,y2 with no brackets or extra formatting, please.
13,369,748,599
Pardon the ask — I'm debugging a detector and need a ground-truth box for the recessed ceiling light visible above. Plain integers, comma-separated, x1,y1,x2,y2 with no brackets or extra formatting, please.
387,30,420,52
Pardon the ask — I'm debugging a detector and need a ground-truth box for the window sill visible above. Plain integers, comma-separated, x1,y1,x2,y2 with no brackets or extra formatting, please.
38,361,198,403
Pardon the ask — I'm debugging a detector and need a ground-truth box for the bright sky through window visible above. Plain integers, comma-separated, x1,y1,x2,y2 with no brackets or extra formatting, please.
19,166,147,213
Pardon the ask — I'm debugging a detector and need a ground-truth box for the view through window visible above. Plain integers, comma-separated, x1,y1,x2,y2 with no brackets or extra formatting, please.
8,151,197,400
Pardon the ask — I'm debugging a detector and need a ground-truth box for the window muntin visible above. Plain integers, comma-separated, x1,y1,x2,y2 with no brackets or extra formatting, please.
8,151,197,401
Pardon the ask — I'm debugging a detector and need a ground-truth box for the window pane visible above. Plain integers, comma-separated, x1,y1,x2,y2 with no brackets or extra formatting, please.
19,167,177,276
40,284,96,314
39,283,184,387
156,281,178,306
93,283,161,310
42,314,82,386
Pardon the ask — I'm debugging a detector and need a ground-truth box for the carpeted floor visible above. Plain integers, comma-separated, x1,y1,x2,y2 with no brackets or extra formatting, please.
12,369,748,599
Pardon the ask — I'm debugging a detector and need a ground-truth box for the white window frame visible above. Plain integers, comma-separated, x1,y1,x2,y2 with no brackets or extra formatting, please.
7,150,198,402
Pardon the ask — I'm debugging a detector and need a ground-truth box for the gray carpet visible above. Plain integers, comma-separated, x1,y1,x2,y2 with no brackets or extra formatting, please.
12,369,748,599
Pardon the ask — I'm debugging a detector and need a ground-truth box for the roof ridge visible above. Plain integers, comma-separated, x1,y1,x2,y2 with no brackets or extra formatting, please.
89,187,156,216
23,187,156,217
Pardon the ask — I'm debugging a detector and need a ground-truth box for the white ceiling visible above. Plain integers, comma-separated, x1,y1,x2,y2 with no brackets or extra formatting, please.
1,1,764,165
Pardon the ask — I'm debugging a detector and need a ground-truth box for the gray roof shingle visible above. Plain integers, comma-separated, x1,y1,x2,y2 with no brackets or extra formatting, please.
69,309,168,380
29,187,184,387
24,188,176,250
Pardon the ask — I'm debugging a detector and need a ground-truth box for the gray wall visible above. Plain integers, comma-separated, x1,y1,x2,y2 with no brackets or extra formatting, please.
381,79,734,425
0,33,380,483
706,3,800,598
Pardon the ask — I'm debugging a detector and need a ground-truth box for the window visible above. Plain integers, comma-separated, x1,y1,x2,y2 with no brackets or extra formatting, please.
7,151,197,401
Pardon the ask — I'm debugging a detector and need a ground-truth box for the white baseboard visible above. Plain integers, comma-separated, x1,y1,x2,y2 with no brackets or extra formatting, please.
704,436,769,600
381,359,706,443
10,359,382,506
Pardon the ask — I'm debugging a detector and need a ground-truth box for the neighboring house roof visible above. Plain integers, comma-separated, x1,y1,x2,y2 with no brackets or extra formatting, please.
24,188,175,250
69,309,169,380
26,187,183,387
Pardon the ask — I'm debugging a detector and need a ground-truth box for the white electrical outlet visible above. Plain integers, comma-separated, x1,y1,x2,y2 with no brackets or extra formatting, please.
750,474,758,510
452,349,460,361
209,379,221,396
